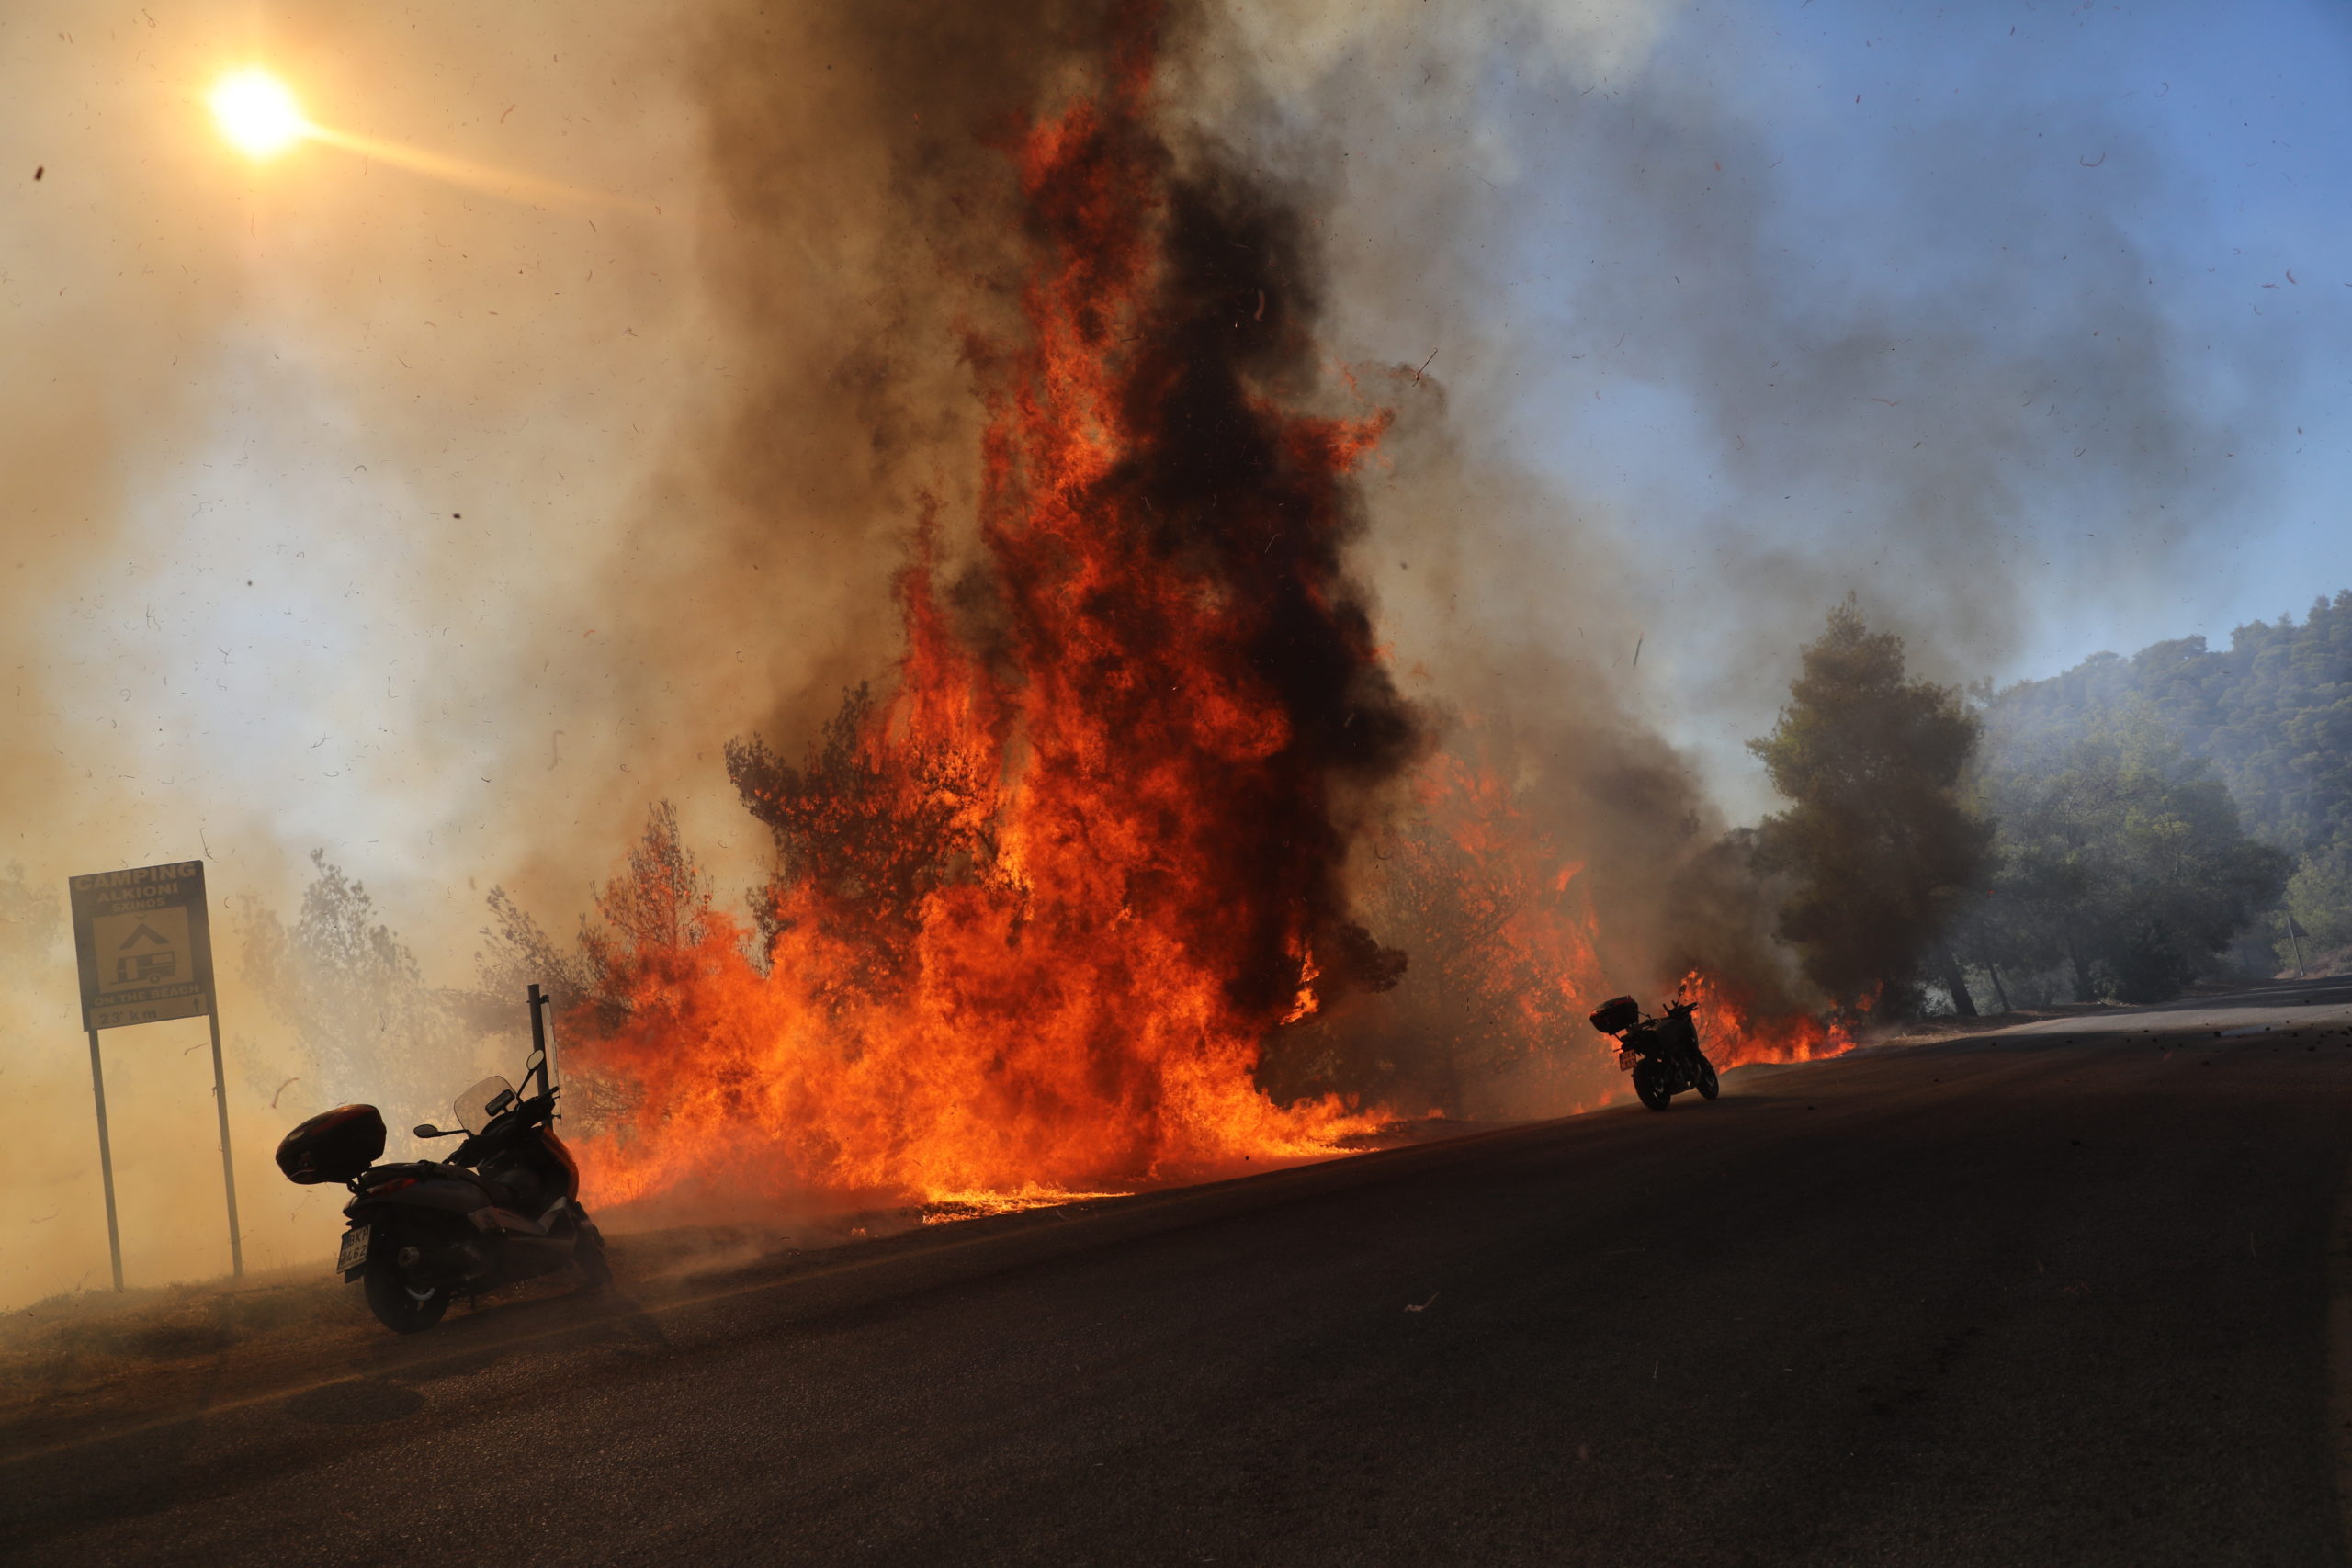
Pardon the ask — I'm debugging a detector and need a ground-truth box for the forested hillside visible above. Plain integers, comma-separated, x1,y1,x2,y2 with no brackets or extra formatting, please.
1979,591,2352,976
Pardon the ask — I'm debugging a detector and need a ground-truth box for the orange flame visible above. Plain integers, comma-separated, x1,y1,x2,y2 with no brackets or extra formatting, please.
560,20,1849,1217
1673,970,1855,1066
570,40,1396,1208
1363,744,1849,1113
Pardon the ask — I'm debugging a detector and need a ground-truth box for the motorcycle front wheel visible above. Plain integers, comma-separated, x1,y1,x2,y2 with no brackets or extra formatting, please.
1695,1056,1720,1100
363,1252,451,1333
1633,1060,1673,1111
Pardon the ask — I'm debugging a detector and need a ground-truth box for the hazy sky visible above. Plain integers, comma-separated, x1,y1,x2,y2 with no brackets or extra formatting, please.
6,0,2339,908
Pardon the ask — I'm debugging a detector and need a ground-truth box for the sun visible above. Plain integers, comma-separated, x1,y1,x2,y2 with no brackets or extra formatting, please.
209,70,308,158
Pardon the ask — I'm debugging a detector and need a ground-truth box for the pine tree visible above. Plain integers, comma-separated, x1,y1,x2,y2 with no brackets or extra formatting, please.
1749,599,1989,1016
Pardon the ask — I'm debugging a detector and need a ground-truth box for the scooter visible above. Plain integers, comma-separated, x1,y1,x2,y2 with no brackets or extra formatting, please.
275,995,611,1332
1589,994,1720,1111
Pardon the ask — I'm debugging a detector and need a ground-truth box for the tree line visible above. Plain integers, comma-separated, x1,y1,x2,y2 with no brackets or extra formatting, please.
1747,593,2348,1016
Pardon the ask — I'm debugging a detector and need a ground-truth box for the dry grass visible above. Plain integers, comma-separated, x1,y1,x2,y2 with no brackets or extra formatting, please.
0,1268,356,1402
2281,944,2352,979
0,1211,909,1427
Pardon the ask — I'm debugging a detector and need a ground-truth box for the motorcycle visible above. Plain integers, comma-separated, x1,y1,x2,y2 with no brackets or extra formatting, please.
274,991,611,1332
1589,994,1720,1111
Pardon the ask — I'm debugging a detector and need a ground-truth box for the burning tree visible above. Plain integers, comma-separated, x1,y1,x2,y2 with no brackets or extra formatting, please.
554,29,1424,1206
521,11,1851,1213
727,681,1001,1001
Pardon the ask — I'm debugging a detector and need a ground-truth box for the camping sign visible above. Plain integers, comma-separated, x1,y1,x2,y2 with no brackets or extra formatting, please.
70,860,216,1032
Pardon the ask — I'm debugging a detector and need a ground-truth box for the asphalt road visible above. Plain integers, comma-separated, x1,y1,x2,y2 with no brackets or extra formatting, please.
7,979,2352,1567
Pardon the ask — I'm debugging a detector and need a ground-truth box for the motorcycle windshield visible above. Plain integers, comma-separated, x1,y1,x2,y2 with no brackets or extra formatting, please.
456,1076,515,1134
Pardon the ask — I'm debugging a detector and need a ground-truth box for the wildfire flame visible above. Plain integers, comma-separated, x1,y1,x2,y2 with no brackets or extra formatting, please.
571,34,1406,1209
1674,970,1854,1067
560,17,1849,1218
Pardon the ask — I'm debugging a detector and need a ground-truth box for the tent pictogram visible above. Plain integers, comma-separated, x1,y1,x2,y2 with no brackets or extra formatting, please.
112,919,177,983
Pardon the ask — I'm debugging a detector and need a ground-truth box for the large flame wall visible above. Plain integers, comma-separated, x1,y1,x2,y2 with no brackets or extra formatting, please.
575,34,1424,1205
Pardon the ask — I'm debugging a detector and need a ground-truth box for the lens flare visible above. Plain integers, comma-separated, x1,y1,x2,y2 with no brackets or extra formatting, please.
209,70,308,158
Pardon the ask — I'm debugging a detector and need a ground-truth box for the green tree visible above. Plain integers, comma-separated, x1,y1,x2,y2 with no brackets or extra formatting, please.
1983,589,2352,963
1973,711,2290,1001
2280,846,2352,964
1749,599,1990,1017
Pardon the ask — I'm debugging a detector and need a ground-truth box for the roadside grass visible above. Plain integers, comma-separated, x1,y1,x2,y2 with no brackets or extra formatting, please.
0,1268,357,1404
0,1217,884,1424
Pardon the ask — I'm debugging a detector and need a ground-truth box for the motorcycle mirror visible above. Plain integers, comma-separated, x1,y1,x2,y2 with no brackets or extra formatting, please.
526,1048,546,1075
413,1122,456,1138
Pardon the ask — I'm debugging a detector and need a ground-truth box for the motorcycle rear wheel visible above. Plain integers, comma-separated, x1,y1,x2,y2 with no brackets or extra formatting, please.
573,1224,613,1290
1633,1060,1673,1111
1695,1056,1720,1100
363,1254,451,1333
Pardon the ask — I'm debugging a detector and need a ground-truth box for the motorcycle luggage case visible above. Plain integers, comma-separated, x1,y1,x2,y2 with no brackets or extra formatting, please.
276,1104,387,1184
1588,995,1642,1036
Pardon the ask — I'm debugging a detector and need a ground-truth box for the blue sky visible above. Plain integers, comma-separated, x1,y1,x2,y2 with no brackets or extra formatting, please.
1263,0,2342,811
1437,0,2348,738
1543,0,2333,658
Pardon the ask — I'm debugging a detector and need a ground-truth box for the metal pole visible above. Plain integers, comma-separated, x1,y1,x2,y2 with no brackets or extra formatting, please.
2285,913,2306,979
544,999,560,1119
85,1029,124,1292
526,983,554,1111
207,1010,244,1279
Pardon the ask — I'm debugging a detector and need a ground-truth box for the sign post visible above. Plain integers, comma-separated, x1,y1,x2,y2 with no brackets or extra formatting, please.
528,982,560,1119
68,860,243,1289
83,1026,124,1293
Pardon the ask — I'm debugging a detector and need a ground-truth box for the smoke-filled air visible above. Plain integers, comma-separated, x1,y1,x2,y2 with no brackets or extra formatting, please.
3,0,2344,1304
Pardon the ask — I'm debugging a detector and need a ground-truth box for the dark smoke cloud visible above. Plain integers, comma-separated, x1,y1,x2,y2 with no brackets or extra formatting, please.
695,0,1430,1025
1166,2,2290,812
686,3,1126,737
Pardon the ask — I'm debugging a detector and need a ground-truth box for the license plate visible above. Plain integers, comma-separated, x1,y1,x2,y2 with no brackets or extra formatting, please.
336,1225,371,1274
1616,1049,1639,1072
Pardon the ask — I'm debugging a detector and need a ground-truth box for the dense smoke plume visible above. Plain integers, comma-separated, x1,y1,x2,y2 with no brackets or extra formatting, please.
1214,8,2290,807
0,1,2316,1302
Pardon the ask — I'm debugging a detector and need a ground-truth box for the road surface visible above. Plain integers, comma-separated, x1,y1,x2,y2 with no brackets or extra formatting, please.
6,978,2351,1566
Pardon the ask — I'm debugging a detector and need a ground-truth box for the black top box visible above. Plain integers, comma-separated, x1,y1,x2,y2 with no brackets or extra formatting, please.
1587,995,1643,1036
276,1103,386,1185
